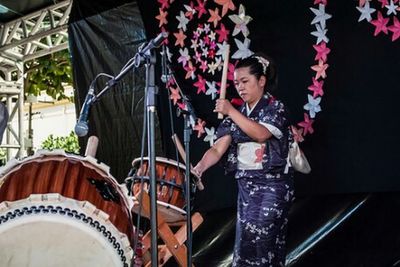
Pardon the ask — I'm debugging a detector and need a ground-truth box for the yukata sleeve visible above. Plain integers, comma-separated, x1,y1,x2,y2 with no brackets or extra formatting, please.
215,116,233,139
259,102,288,140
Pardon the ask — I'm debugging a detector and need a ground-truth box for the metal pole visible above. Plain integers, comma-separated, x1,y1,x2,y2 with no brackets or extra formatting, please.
145,51,159,267
184,115,193,267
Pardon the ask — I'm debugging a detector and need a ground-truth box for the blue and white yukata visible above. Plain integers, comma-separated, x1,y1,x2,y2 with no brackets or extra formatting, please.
216,94,294,267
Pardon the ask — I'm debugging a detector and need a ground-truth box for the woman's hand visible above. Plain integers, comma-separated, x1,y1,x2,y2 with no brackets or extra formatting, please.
214,99,233,116
192,163,204,178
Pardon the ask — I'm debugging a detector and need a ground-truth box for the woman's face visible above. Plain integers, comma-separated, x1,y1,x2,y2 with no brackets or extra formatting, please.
234,66,266,108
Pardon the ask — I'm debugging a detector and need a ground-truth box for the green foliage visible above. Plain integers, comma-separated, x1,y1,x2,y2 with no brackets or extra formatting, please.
24,50,73,101
40,131,80,154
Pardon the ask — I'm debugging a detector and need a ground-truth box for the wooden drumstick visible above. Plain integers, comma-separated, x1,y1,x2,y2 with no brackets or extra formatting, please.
217,45,230,120
84,135,99,157
171,134,204,191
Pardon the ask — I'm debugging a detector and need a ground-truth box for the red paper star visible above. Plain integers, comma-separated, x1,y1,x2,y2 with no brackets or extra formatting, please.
215,23,230,43
193,119,206,138
169,87,181,105
177,102,186,110
156,8,168,27
298,113,314,136
208,8,222,28
208,49,216,58
370,11,389,36
195,0,207,19
185,1,196,20
313,42,331,62
388,17,400,41
194,74,207,94
214,0,236,17
311,60,329,79
158,0,170,9
227,61,237,81
314,0,327,4
378,0,389,8
308,77,324,98
254,144,265,163
200,60,208,72
174,29,187,47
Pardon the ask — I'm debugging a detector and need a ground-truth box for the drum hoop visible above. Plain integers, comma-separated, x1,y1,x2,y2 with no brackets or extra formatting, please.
0,193,132,267
132,175,184,191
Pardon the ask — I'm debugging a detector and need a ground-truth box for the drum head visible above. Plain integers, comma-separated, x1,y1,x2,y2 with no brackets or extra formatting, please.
0,194,132,267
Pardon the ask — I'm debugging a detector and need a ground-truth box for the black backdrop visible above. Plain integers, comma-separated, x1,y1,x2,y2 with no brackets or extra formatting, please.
69,0,400,213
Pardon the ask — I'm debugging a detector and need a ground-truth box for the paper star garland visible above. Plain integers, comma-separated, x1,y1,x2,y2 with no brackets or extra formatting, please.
356,0,400,42
298,113,315,136
310,4,332,29
155,1,255,144
308,77,324,98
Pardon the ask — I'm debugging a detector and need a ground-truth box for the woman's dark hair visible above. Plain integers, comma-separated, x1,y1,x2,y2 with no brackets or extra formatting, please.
235,53,278,93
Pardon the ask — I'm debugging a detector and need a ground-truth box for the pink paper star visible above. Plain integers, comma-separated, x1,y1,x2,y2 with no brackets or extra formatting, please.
194,75,207,94
195,0,207,19
158,0,170,9
214,0,236,17
291,126,304,143
155,8,168,27
388,17,400,41
297,113,315,136
311,60,329,79
184,61,196,79
313,42,331,62
174,30,187,47
200,60,208,72
370,11,389,36
169,87,181,105
358,0,367,6
308,77,324,98
193,119,206,138
215,23,230,43
208,8,222,28
314,0,327,4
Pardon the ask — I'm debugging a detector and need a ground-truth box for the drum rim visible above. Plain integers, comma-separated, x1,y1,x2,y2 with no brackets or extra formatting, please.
131,156,197,176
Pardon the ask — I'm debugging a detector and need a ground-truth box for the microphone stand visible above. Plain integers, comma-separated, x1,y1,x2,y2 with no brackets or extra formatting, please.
162,60,196,266
145,50,159,267
77,39,162,267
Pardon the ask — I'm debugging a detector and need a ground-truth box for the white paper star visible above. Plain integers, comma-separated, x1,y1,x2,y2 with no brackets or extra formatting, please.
191,39,199,50
303,94,321,118
216,41,230,61
208,60,219,75
204,127,217,146
232,38,254,59
184,4,196,16
311,24,329,44
178,48,190,67
209,31,216,41
206,81,218,100
204,23,211,34
356,1,376,22
176,11,189,32
201,47,209,57
310,4,332,29
228,4,253,37
385,0,398,15
215,56,223,71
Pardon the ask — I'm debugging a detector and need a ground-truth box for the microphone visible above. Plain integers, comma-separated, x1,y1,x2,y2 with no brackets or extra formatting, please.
139,32,168,56
75,87,95,137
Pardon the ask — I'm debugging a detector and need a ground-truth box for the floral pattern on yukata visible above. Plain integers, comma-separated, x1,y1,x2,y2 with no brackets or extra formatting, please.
233,178,294,267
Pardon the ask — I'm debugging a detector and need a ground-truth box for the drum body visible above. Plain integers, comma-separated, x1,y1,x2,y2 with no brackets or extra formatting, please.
130,157,195,223
0,150,133,267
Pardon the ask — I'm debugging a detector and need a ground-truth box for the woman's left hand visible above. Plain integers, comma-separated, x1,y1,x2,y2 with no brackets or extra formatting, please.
214,99,233,116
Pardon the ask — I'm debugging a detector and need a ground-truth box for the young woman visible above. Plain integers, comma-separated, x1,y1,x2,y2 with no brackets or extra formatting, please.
193,54,294,266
